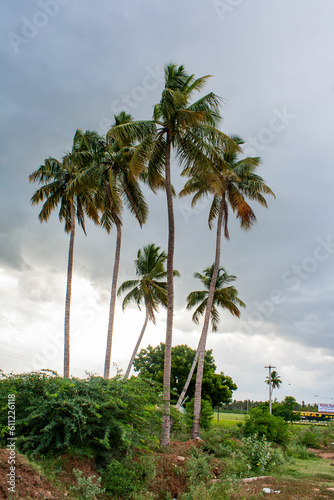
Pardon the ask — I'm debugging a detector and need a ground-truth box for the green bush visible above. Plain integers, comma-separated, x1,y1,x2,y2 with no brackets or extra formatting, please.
185,453,212,484
286,443,314,459
297,427,322,449
272,396,300,422
0,370,161,457
200,430,240,458
102,455,156,498
220,454,251,480
102,458,138,497
242,408,289,445
241,434,284,475
184,398,214,430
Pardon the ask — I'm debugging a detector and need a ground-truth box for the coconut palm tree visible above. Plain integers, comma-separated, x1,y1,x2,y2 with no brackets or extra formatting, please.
180,135,275,438
176,265,245,409
29,130,101,377
108,63,231,447
90,112,149,380
265,369,282,414
117,243,180,379
187,266,245,331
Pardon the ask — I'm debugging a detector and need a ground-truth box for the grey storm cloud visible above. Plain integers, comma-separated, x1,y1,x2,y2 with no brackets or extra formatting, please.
0,234,30,271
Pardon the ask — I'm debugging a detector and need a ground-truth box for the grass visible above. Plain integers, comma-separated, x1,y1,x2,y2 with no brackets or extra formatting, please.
277,454,334,496
280,456,334,482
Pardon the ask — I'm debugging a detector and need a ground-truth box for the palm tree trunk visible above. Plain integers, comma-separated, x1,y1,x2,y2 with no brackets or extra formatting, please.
191,198,224,438
124,306,149,379
269,380,272,414
160,132,174,448
104,215,122,379
64,202,75,378
175,347,200,410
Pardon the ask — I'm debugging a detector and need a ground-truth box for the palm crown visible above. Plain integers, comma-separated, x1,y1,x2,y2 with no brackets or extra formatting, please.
180,135,275,237
118,243,180,324
265,370,282,389
29,129,101,232
187,265,245,332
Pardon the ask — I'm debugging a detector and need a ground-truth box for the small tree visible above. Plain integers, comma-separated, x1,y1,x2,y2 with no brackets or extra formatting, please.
176,265,244,409
272,396,300,422
133,343,237,406
117,244,179,378
243,408,289,445
265,369,282,414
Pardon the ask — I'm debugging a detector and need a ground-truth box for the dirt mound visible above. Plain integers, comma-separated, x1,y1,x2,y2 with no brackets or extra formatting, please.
0,449,61,499
0,449,100,499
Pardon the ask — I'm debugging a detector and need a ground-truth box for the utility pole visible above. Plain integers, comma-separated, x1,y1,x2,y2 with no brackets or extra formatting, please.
265,365,276,414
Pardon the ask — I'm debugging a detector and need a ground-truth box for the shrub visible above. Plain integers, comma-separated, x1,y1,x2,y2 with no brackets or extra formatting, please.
272,396,300,422
286,443,314,459
220,454,251,480
185,453,212,484
200,430,240,458
297,427,322,449
0,370,161,456
102,458,138,498
242,408,289,445
102,455,156,498
241,434,284,475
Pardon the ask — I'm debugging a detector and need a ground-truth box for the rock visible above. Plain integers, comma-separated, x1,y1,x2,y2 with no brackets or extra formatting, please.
212,466,219,476
176,456,185,461
243,476,273,483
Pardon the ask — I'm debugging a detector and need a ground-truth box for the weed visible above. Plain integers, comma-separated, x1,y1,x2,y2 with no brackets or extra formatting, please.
70,468,105,499
185,454,212,484
180,481,240,499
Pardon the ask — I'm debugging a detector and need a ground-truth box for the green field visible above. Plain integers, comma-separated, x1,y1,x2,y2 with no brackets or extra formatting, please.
212,411,247,427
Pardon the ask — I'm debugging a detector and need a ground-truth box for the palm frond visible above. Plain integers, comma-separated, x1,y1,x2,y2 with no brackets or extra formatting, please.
107,120,156,147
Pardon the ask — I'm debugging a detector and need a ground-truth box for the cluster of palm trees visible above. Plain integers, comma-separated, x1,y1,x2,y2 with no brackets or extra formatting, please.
29,63,274,446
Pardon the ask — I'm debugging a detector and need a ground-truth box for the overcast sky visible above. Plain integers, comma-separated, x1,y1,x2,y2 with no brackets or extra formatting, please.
1,0,333,405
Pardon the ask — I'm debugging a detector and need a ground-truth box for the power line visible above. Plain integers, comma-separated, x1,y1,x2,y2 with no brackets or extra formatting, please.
0,342,102,372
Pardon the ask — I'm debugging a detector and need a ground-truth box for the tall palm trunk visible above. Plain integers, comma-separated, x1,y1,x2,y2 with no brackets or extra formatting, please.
64,202,75,378
160,132,174,448
124,306,150,379
191,199,224,438
175,346,200,410
104,215,122,379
